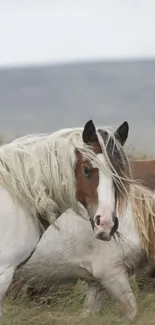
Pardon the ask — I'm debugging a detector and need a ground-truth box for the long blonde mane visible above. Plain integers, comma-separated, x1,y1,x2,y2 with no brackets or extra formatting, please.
0,127,131,225
130,184,155,260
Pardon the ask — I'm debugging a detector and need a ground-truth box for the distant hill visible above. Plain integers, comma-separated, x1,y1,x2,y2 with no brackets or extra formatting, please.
0,60,155,155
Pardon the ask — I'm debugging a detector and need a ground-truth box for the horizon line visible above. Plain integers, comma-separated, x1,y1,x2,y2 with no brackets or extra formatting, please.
0,56,155,71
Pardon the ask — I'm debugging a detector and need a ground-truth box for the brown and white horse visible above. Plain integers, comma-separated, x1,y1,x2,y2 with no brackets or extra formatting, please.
10,181,155,320
0,120,131,317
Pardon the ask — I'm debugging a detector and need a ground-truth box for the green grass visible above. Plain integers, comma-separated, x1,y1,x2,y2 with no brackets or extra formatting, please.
2,279,155,325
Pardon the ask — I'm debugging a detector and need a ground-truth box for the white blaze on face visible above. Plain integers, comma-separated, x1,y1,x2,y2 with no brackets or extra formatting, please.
94,153,115,238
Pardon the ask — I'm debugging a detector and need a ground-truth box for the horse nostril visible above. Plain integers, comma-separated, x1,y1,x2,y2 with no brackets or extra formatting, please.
95,215,100,226
113,215,118,228
110,215,119,236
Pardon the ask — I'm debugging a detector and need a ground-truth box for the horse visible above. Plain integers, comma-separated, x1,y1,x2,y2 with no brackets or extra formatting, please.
10,182,155,320
0,119,131,317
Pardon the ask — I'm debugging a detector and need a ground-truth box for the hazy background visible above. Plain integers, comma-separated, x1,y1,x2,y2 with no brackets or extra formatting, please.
0,1,155,155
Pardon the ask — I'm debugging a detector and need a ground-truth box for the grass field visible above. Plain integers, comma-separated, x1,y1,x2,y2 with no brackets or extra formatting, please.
2,279,155,325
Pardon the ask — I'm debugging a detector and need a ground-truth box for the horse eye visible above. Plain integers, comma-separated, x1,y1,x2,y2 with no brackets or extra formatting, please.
83,167,91,178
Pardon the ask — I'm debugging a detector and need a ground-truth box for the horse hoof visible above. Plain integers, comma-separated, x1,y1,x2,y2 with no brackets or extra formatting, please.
127,308,138,322
80,309,91,319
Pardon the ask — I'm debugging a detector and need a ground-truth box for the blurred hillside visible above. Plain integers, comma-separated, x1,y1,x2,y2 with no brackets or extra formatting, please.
0,60,155,155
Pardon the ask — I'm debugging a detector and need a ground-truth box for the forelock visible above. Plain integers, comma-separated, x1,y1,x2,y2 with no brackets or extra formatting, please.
97,128,130,179
96,128,132,215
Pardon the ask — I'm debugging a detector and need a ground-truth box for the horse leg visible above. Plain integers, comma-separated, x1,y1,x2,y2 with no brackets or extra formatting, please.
82,281,106,317
0,187,41,316
98,268,138,320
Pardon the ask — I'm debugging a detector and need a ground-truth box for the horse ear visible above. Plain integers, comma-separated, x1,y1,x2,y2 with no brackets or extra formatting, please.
82,120,98,144
114,121,129,146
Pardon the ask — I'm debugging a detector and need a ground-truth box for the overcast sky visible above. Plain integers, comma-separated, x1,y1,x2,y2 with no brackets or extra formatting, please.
0,0,155,67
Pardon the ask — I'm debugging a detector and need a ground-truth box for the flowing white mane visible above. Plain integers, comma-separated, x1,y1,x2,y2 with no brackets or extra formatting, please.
0,128,98,224
0,127,131,225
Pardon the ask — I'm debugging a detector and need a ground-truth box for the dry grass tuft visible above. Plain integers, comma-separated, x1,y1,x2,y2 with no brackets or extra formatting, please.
2,279,155,325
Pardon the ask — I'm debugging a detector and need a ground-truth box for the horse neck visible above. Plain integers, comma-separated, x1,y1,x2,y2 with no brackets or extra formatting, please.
118,199,142,251
120,185,155,261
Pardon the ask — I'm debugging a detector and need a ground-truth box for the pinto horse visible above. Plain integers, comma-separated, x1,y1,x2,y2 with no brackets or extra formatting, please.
0,120,131,317
11,181,155,320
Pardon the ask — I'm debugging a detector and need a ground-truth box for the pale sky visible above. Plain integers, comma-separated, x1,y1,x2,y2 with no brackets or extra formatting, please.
0,0,155,67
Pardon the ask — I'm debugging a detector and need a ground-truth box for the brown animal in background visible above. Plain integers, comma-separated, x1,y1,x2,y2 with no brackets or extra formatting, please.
130,159,155,290
130,159,155,191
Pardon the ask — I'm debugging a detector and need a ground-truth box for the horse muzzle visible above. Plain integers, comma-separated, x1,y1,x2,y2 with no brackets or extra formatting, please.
90,213,119,241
